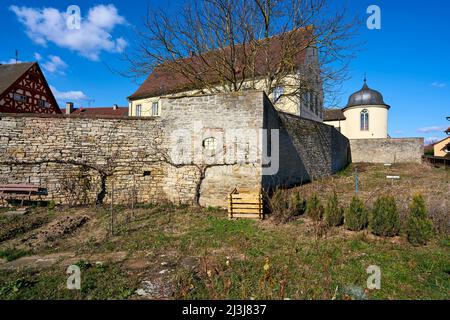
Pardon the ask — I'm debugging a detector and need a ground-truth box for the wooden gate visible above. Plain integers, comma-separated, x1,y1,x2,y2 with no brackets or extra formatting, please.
228,188,264,220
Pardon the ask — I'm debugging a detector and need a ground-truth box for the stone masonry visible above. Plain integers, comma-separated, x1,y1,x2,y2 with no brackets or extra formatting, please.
0,91,351,207
349,138,424,163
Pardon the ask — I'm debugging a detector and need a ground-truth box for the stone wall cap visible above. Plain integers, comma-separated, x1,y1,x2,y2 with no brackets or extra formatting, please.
0,112,159,121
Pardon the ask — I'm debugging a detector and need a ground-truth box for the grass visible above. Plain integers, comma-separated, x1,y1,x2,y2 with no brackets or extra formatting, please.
0,163,448,300
0,248,30,262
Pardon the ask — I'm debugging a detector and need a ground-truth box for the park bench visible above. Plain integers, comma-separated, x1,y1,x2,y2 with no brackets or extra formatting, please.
0,184,48,206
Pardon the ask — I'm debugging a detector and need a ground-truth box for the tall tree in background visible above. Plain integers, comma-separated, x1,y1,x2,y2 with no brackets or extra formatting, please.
125,0,360,106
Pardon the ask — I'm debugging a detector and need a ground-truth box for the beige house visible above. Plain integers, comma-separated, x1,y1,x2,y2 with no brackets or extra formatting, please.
323,79,390,139
128,31,324,122
433,137,450,158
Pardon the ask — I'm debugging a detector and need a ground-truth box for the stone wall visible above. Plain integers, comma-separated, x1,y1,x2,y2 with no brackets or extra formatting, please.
349,138,424,163
0,91,352,208
0,92,265,207
262,97,351,190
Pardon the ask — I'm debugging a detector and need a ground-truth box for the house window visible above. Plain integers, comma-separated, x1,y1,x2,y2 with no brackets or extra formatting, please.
360,109,369,131
136,104,142,117
203,137,217,151
38,99,50,108
152,102,159,116
13,93,27,103
273,86,284,102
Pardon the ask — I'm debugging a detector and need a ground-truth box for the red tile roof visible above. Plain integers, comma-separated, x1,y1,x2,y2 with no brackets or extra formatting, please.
323,109,346,121
128,28,313,100
62,107,128,117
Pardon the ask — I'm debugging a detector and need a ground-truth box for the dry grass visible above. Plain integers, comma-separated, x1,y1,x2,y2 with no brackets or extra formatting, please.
0,163,448,300
286,163,449,235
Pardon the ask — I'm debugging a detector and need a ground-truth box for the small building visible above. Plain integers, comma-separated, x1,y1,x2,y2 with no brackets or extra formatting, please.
62,102,128,117
0,62,61,114
433,137,450,158
324,78,423,163
323,79,390,139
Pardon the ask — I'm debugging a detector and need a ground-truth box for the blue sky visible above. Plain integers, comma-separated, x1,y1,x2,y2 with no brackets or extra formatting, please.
1,0,449,143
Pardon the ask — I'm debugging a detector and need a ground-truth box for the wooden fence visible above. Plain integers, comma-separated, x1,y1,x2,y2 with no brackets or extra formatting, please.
228,188,264,220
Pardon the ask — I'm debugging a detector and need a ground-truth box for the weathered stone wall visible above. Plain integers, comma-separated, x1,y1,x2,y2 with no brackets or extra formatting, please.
349,138,424,163
0,91,352,208
262,96,351,190
0,92,265,207
0,115,197,205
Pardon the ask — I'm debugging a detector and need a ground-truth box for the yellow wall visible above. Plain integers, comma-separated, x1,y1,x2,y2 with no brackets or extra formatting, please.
434,137,450,157
129,75,324,122
342,105,388,139
324,105,389,139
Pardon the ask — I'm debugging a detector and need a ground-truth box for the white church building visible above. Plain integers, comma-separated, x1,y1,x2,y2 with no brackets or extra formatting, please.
323,79,423,164
323,79,390,139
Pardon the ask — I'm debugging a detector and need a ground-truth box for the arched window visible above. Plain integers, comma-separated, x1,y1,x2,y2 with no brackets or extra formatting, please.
360,109,369,131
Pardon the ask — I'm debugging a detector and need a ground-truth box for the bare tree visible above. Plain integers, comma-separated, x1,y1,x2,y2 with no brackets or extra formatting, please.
125,0,361,107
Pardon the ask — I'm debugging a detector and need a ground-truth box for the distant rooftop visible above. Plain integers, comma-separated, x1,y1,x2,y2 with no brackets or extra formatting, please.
323,109,346,121
62,105,128,117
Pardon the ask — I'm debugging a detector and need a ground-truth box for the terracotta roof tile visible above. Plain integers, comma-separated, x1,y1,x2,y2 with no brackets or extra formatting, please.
323,109,346,121
129,28,313,100
62,107,128,117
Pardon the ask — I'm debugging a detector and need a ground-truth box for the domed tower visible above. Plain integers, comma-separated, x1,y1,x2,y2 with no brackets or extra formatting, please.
342,78,390,139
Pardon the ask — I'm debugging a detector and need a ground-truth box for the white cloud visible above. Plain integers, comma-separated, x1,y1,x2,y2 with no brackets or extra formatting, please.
42,55,67,75
417,126,446,133
431,82,447,88
424,137,441,145
10,4,127,61
50,85,89,101
0,58,22,64
34,52,42,60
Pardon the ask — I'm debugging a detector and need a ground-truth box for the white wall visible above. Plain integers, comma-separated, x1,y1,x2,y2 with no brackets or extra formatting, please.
342,105,388,139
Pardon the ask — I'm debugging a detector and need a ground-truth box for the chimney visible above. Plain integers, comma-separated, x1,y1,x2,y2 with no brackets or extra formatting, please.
113,104,118,110
65,102,74,115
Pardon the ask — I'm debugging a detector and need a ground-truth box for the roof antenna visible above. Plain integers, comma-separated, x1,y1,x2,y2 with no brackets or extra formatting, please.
15,50,19,64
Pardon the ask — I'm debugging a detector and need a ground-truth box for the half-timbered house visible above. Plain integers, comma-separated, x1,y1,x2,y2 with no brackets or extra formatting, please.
0,62,61,114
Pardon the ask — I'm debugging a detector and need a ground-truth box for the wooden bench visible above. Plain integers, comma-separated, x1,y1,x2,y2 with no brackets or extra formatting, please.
228,188,264,220
0,184,48,206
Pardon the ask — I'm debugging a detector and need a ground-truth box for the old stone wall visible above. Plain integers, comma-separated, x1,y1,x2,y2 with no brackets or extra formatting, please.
0,91,352,208
0,92,265,207
349,138,424,163
262,97,351,190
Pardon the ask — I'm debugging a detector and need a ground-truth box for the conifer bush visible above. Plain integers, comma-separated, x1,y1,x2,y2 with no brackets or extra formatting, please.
289,192,307,216
370,195,400,237
306,193,323,221
344,196,368,231
324,192,344,227
406,194,434,246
